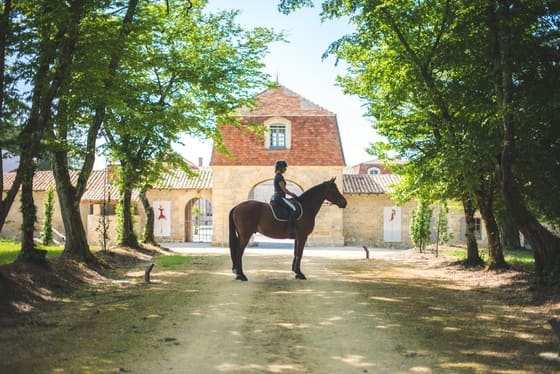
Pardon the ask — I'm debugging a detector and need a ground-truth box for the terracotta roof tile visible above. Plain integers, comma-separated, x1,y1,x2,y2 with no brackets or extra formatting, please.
153,168,212,190
237,85,334,117
3,168,213,203
343,174,401,194
212,86,345,166
81,170,127,202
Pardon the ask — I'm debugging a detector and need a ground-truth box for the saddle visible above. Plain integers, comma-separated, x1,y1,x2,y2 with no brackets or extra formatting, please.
269,199,303,222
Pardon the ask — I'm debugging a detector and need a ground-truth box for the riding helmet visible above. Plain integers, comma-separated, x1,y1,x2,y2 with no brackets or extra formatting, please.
275,160,288,170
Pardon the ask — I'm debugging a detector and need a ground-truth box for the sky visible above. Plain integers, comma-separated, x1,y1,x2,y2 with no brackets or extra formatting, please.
176,0,380,167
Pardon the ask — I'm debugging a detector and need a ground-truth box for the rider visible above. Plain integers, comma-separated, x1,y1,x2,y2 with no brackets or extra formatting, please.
272,160,298,237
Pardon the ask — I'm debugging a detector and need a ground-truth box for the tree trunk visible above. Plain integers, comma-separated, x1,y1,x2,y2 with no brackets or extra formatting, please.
119,165,139,248
0,164,22,233
475,187,507,270
496,207,522,251
49,0,139,262
16,152,46,263
52,159,95,263
462,196,483,267
0,2,17,233
490,0,560,279
140,187,156,245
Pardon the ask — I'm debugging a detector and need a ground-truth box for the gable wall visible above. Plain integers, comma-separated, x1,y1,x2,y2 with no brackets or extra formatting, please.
211,165,345,246
211,115,345,166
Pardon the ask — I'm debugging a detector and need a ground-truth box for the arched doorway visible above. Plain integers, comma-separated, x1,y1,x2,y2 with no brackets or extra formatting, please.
185,197,212,242
249,179,302,202
248,179,302,247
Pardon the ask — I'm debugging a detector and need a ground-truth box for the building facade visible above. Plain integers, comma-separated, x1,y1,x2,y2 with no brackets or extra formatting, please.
1,86,488,249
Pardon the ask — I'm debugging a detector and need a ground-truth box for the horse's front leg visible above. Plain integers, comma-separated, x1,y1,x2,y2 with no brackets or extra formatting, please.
292,238,307,280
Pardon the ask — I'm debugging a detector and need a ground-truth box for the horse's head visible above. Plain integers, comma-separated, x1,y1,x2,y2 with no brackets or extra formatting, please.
324,177,347,208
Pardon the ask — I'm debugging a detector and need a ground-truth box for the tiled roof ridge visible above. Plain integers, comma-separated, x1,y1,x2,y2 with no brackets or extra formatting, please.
236,84,335,117
278,85,335,116
2,167,213,202
342,173,401,194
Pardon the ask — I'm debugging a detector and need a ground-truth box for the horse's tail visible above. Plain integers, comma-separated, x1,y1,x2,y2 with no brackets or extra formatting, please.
229,207,239,272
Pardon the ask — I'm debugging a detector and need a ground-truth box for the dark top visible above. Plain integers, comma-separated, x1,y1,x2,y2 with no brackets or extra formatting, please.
273,173,286,200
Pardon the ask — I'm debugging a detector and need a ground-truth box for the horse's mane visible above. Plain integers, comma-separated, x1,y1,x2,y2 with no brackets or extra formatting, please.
297,181,328,202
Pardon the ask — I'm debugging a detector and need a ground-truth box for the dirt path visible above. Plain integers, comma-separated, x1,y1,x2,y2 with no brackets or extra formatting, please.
121,254,431,373
2,250,559,373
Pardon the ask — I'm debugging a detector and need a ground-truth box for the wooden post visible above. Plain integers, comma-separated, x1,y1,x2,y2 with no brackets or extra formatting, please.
144,263,155,283
362,246,370,260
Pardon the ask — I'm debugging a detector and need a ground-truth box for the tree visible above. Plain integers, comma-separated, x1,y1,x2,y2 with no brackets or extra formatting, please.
435,201,450,245
462,195,484,267
10,1,88,262
0,0,22,235
100,4,280,247
40,187,54,245
488,0,560,280
333,0,503,267
47,0,141,262
410,199,432,253
280,0,560,278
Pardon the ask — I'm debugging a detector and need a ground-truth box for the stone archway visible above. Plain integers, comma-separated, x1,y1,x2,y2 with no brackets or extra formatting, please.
185,197,212,242
248,179,303,202
248,179,302,247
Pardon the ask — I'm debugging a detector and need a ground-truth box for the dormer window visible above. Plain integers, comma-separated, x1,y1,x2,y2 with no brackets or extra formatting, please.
264,117,291,150
367,167,381,175
269,125,286,149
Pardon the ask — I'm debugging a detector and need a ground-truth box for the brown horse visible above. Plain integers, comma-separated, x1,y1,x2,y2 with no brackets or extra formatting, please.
229,177,347,281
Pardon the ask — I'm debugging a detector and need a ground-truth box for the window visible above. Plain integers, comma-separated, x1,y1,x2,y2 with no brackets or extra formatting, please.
264,117,291,150
269,125,286,149
474,218,482,240
367,167,381,175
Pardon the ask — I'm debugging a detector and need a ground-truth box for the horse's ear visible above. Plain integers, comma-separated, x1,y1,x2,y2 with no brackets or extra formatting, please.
329,177,336,183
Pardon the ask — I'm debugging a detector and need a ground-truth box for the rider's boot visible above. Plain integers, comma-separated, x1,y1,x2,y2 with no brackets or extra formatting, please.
287,213,296,238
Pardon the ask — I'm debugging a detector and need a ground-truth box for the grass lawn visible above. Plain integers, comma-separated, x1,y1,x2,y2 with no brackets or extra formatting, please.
0,239,64,265
443,247,534,272
0,239,192,266
1,239,532,272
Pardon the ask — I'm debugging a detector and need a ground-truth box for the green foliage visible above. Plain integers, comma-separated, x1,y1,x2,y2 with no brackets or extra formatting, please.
410,199,432,253
96,200,111,252
156,254,192,267
40,187,55,245
435,201,451,245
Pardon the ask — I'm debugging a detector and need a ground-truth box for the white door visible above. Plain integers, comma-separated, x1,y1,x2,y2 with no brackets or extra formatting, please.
154,201,171,237
383,207,402,242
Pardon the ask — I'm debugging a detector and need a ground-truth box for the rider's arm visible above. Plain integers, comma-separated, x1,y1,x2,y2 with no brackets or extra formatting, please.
279,180,297,197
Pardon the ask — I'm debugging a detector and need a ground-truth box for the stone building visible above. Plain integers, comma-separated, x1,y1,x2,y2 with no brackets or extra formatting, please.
210,85,346,246
1,86,488,248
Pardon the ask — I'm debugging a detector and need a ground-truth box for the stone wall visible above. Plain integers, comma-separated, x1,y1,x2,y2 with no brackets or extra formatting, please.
1,190,66,242
211,165,345,246
343,194,416,248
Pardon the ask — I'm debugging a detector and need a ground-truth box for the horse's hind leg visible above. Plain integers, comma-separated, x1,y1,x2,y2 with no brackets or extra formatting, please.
235,234,251,281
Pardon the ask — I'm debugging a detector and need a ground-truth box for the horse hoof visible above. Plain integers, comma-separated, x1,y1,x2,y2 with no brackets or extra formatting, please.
236,274,248,281
295,273,307,280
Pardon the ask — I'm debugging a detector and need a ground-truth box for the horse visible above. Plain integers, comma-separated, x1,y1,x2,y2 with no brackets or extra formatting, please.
228,177,347,281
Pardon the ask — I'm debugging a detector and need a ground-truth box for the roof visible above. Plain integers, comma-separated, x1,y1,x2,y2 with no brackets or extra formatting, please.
237,85,335,117
81,170,129,202
212,85,346,166
153,168,212,190
2,167,213,203
343,174,402,194
2,170,63,191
